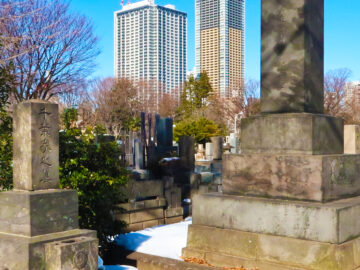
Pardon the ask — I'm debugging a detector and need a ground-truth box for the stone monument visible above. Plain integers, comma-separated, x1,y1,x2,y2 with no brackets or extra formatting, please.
0,100,98,270
210,136,223,160
182,1,360,269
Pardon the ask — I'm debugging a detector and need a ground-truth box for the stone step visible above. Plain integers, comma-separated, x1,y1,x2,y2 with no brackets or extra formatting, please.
193,193,360,244
184,225,360,270
127,252,222,270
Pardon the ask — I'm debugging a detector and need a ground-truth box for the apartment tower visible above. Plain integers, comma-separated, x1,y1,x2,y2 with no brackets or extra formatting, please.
114,0,187,106
195,0,245,98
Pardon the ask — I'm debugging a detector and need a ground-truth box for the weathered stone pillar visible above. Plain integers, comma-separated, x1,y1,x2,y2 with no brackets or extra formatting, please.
261,0,324,114
0,100,98,270
241,0,343,155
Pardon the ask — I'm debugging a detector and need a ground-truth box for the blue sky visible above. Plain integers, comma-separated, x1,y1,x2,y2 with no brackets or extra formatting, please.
69,0,360,82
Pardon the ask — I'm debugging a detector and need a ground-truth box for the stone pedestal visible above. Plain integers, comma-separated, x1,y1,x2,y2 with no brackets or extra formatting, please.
0,100,98,270
241,113,344,155
222,153,360,202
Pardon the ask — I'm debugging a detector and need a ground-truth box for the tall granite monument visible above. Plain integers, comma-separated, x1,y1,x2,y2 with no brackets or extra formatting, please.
182,1,360,269
0,100,98,270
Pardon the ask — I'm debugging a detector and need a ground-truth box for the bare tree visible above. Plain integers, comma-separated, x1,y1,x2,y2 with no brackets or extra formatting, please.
0,0,100,102
324,68,352,117
217,78,260,132
158,93,178,117
92,77,141,137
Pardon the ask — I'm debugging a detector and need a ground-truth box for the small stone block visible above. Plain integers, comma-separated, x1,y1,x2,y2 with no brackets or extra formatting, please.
129,209,164,224
143,220,160,229
165,216,183,224
124,179,163,200
13,100,59,190
115,213,130,224
165,187,182,208
144,199,161,209
45,236,98,270
126,223,144,232
344,125,360,154
241,113,343,155
0,190,78,237
193,193,360,244
0,229,96,270
165,207,184,218
158,198,167,207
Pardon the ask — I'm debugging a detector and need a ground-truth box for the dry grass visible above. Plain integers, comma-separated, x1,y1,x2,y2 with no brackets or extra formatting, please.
182,257,259,270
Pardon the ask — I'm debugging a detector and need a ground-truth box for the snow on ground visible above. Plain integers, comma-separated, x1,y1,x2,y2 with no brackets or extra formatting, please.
115,217,192,260
102,218,192,269
104,266,137,270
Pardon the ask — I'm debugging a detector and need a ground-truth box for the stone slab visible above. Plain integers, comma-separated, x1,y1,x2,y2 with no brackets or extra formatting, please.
0,190,78,237
128,252,224,270
193,193,360,244
344,125,360,154
165,216,183,225
13,100,59,190
116,198,166,212
241,113,343,155
165,187,182,208
184,225,360,270
129,208,164,224
45,236,98,270
223,153,360,202
165,207,184,218
261,0,324,114
124,179,164,200
0,229,96,270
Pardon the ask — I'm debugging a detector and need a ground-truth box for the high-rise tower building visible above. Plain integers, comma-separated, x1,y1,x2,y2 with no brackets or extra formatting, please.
195,0,245,98
114,0,187,105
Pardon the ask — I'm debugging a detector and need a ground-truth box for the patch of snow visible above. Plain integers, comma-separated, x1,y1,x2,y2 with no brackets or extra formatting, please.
115,217,192,260
105,266,137,270
98,256,105,270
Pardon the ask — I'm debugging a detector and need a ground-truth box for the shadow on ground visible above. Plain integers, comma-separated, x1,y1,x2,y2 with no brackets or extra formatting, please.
104,233,151,266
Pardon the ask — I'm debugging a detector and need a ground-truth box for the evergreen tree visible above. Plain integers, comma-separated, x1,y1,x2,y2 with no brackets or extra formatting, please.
0,65,15,190
177,72,213,119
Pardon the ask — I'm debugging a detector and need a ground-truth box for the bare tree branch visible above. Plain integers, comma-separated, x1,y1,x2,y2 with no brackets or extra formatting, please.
0,0,100,102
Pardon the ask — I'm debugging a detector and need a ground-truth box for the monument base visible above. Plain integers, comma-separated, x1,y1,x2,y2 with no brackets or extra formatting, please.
183,225,360,270
0,229,97,270
241,113,343,155
223,153,360,202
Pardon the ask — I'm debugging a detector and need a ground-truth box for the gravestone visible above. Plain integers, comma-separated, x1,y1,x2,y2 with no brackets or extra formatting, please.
182,1,360,269
133,139,144,170
179,136,195,172
0,100,98,270
210,136,223,160
205,142,213,160
228,133,239,154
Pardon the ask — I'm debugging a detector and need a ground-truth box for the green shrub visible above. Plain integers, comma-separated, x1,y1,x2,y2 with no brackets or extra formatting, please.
59,111,129,256
174,117,225,144
0,65,14,191
0,111,12,190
